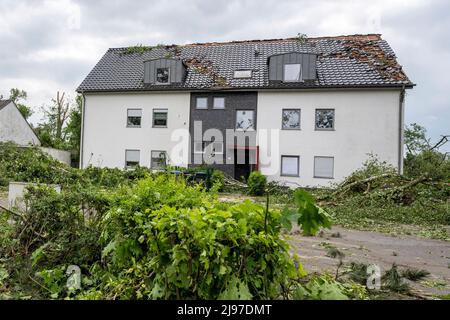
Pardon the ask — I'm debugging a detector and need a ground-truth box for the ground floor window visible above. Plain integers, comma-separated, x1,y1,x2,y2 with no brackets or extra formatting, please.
281,155,299,177
151,150,167,170
125,149,140,168
314,156,334,178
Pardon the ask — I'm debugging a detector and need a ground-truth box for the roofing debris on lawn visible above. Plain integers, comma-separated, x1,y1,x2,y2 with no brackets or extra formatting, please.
77,34,413,92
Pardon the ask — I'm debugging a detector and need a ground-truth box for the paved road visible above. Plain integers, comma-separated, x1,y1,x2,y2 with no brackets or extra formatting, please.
289,226,450,298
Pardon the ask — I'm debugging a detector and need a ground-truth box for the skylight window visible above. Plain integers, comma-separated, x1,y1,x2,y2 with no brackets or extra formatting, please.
233,70,252,79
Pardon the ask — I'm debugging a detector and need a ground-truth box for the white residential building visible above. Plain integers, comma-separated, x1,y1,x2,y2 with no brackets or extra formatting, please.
77,34,413,187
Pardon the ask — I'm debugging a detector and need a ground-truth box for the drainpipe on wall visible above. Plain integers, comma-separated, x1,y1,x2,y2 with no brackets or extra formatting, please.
398,85,406,175
79,92,86,169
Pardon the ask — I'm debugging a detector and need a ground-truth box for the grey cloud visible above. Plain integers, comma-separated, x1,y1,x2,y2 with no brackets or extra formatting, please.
1,0,449,150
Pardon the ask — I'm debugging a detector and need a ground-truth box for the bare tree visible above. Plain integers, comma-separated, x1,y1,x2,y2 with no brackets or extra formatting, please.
43,91,72,141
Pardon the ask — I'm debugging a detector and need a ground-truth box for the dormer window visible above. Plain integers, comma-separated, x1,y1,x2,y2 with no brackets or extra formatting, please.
156,67,170,84
283,64,302,82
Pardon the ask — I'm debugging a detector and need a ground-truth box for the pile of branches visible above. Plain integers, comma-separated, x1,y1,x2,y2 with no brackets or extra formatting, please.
329,172,432,205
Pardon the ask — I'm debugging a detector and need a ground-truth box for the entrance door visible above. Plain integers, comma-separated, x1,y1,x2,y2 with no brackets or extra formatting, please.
234,148,251,181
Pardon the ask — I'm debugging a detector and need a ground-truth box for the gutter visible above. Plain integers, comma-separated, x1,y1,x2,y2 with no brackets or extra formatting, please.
79,92,86,169
75,83,416,95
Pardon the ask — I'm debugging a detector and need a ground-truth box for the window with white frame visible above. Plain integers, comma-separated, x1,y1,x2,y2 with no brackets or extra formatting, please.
156,67,169,84
315,109,335,130
196,97,208,109
281,155,299,176
314,156,334,178
125,150,140,168
282,109,301,129
127,109,142,127
151,150,167,170
236,110,255,131
153,108,168,127
213,97,225,109
283,64,302,82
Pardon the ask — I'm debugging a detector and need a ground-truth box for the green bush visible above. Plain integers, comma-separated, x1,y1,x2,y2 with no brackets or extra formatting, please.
211,170,225,191
90,175,301,299
247,171,267,196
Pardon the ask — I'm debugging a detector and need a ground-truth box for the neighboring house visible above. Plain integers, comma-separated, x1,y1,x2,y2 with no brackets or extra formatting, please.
0,99,41,146
77,34,414,187
0,99,72,165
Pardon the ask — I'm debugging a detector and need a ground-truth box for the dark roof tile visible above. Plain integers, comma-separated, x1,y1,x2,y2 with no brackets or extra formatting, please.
77,34,413,92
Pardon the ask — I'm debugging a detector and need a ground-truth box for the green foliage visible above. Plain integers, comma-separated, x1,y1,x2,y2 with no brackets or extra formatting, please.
211,170,225,191
97,177,300,299
404,123,450,180
400,267,430,281
296,33,308,44
382,264,410,293
122,44,153,55
247,171,267,196
291,189,332,235
9,88,33,120
0,144,336,300
347,262,369,285
293,274,367,300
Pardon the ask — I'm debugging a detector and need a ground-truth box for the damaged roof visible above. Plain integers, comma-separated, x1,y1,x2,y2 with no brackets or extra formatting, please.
77,34,414,92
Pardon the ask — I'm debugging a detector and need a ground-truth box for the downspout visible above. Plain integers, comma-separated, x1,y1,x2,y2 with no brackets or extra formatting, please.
79,92,86,169
398,85,406,175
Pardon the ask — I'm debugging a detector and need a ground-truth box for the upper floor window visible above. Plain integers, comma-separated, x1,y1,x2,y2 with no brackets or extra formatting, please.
153,108,168,127
196,97,208,109
282,109,300,130
236,110,255,131
151,150,167,170
315,109,335,130
125,149,140,168
156,67,169,84
283,64,302,82
127,109,142,127
213,97,225,109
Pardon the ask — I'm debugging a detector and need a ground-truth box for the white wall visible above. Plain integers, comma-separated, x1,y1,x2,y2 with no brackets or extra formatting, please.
40,147,71,165
81,92,191,169
257,90,402,187
0,102,41,146
8,182,61,211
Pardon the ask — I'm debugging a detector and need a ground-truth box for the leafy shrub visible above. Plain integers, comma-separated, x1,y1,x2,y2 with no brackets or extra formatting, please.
281,189,332,235
247,171,267,196
96,175,301,299
293,274,367,300
211,170,225,191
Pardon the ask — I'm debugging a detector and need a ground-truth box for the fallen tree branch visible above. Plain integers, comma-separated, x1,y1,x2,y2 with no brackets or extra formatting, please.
332,173,394,196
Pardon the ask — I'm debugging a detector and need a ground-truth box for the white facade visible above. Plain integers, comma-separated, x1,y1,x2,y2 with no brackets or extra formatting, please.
257,90,403,187
81,89,404,188
0,101,41,146
81,92,191,169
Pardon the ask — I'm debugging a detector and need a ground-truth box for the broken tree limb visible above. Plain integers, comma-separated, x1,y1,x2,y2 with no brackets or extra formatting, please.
332,173,394,196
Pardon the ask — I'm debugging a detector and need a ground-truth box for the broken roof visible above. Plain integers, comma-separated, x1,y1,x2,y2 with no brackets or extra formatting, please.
77,34,414,93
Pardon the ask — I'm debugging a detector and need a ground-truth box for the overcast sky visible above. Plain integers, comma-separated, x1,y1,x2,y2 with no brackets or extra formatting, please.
1,0,449,150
